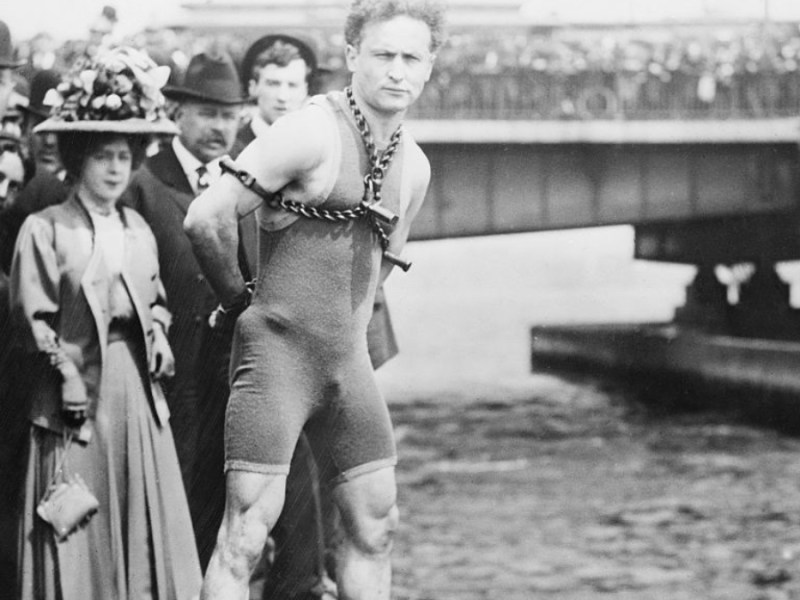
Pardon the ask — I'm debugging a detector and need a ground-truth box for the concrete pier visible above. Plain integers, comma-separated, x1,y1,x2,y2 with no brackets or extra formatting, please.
531,323,800,395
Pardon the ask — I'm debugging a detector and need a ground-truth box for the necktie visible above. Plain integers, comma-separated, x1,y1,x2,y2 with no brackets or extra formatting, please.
196,165,210,195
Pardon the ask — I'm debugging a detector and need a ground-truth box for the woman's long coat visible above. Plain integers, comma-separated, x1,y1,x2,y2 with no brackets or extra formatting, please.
10,194,172,441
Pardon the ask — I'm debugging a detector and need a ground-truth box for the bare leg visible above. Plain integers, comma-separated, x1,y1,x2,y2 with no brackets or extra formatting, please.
200,471,288,600
332,466,399,600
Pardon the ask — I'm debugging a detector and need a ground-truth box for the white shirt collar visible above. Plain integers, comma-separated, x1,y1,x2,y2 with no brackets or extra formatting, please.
171,137,222,194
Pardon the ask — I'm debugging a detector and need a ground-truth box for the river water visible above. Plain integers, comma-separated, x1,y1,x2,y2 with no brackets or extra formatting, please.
380,227,800,599
377,225,694,401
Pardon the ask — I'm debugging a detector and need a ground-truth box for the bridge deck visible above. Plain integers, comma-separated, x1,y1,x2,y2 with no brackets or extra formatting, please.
406,117,800,145
407,118,800,242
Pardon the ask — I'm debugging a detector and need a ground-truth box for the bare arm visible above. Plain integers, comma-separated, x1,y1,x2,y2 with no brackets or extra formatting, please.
184,108,329,305
183,175,257,306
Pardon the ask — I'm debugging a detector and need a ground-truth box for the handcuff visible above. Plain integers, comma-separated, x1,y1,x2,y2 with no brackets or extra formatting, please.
208,280,256,330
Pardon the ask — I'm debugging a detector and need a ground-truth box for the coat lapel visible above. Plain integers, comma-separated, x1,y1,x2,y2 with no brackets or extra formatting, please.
147,145,195,216
70,197,110,367
119,215,171,426
120,213,150,356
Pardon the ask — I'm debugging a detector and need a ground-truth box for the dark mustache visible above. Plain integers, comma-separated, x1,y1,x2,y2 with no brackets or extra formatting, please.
201,135,228,146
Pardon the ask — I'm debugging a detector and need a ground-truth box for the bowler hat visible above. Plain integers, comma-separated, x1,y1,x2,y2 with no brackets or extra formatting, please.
163,52,245,105
19,69,62,119
0,20,23,69
240,34,318,92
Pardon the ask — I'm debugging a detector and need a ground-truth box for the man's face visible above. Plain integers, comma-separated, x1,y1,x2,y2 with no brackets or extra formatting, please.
249,59,309,125
174,101,241,164
0,68,13,120
0,148,24,209
26,117,62,175
345,15,434,116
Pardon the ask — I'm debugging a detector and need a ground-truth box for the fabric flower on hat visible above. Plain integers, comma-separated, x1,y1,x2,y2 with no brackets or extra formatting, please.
47,46,172,124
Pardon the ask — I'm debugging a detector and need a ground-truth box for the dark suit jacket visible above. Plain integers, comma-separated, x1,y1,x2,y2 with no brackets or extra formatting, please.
11,194,172,440
231,121,256,160
122,146,257,476
0,170,69,275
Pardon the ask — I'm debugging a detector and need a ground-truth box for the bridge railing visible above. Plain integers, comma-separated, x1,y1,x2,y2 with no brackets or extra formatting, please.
408,69,800,121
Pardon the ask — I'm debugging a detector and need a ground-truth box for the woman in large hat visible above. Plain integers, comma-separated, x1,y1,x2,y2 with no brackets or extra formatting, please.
10,47,201,600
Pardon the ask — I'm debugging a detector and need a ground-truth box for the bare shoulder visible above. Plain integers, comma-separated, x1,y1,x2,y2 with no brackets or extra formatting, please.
271,102,332,139
237,102,337,186
403,132,431,193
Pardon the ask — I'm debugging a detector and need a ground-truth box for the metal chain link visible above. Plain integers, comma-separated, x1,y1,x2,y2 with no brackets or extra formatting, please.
266,87,409,268
269,87,401,225
345,86,403,207
344,86,404,256
269,196,366,222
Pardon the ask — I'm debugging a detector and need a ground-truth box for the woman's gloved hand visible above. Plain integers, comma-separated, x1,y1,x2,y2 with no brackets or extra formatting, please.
60,358,88,428
150,322,176,381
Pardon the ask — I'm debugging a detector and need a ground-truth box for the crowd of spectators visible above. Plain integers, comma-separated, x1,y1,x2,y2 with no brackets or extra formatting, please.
8,14,800,121
410,22,800,119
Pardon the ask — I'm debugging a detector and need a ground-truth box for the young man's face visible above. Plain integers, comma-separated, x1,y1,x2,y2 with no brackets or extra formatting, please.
345,15,435,116
249,59,309,125
175,101,241,164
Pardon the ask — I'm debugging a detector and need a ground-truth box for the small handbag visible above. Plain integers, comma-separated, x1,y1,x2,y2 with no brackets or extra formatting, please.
36,430,99,542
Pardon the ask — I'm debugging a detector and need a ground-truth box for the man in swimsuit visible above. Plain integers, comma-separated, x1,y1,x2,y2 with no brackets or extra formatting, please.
184,1,446,598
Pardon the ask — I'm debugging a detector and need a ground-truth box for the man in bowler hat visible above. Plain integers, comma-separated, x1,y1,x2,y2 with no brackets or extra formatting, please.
0,22,28,597
17,69,64,181
0,137,24,599
122,51,255,570
0,20,23,123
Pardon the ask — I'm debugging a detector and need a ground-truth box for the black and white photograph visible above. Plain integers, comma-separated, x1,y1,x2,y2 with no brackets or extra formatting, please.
4,1,800,598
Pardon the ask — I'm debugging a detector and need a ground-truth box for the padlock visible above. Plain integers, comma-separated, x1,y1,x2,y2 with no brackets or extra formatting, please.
384,252,412,272
366,202,399,226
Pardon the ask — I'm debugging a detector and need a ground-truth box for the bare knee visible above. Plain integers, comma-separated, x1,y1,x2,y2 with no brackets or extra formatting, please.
359,502,399,556
335,467,399,556
217,510,274,576
216,472,287,575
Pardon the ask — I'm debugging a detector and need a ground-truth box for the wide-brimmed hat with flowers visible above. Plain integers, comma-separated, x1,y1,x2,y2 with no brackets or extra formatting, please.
34,46,179,136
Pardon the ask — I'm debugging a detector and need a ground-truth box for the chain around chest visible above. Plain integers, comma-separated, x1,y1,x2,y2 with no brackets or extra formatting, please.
219,87,412,271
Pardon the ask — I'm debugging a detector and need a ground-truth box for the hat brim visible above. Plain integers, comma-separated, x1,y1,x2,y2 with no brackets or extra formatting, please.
240,34,318,92
34,117,180,136
18,105,50,120
162,87,246,105
0,131,21,144
0,58,25,69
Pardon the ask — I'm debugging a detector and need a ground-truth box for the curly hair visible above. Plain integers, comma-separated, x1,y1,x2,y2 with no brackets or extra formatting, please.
344,0,447,53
